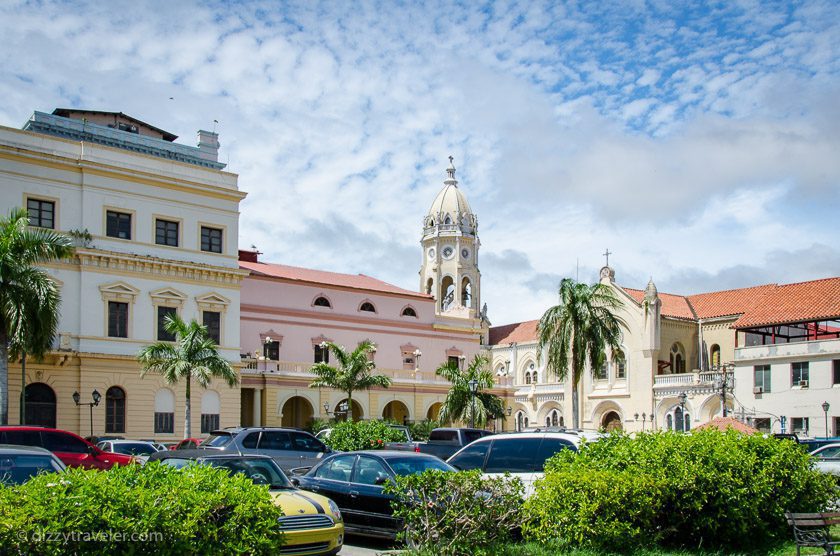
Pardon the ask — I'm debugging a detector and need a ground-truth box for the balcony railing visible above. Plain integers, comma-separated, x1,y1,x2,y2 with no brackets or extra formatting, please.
240,358,452,384
653,371,727,387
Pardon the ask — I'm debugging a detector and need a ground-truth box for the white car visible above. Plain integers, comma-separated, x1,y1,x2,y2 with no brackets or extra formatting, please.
96,440,161,463
810,443,840,476
446,430,602,496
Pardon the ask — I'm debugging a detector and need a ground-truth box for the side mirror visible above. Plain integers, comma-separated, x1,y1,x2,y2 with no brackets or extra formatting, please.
87,445,99,456
374,474,390,486
290,477,300,487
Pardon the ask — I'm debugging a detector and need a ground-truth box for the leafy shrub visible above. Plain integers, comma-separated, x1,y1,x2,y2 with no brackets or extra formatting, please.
385,469,523,555
323,419,405,451
307,417,333,434
524,430,836,551
409,419,438,442
0,462,285,555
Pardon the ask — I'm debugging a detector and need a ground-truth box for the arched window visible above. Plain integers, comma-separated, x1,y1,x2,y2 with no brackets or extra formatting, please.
359,301,376,313
401,306,417,317
105,386,126,433
710,344,721,368
545,409,560,427
666,404,691,432
425,278,433,295
524,372,532,385
440,276,455,311
201,391,221,433
444,215,452,225
154,389,175,434
313,296,331,308
461,278,472,308
528,362,537,383
515,411,529,432
614,350,626,379
670,343,686,374
24,383,56,428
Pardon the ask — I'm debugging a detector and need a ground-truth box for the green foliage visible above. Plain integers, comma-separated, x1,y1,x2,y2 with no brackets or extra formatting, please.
0,462,285,555
323,419,404,451
409,419,438,442
537,278,626,428
523,430,836,552
308,340,391,421
307,417,333,434
435,354,505,427
385,469,524,556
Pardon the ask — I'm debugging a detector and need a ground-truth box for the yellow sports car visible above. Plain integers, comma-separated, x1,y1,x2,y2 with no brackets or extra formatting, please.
150,452,343,555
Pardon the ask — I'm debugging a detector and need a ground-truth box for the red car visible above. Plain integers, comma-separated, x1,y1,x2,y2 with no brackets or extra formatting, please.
170,438,203,450
0,427,134,469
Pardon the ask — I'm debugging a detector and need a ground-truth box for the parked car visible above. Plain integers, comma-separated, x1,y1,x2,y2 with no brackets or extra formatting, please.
96,440,161,463
148,451,343,555
199,427,331,474
0,444,66,485
390,427,493,460
170,438,203,450
810,443,840,476
0,427,135,469
291,450,455,539
446,430,600,496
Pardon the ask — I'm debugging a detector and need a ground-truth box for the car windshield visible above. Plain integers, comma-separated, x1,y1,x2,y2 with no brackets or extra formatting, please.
816,446,840,458
0,455,61,485
200,433,233,448
111,443,158,456
158,458,194,469
386,456,455,476
208,458,293,489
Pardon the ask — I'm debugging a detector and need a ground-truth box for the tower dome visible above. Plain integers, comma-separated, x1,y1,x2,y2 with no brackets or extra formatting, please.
423,157,477,237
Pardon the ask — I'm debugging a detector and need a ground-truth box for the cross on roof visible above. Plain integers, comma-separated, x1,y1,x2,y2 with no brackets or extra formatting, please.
603,248,612,267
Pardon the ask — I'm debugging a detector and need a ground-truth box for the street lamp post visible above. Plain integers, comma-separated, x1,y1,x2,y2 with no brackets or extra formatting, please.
713,362,735,417
468,378,478,429
678,391,687,433
72,389,101,439
413,349,422,372
822,401,831,437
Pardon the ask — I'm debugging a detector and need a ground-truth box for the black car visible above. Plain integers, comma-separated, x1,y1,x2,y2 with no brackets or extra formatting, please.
291,450,454,539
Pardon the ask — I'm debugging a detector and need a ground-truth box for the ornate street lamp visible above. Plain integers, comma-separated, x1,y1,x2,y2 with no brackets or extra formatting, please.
823,401,831,437
73,389,101,439
678,391,688,433
468,378,478,429
413,349,422,371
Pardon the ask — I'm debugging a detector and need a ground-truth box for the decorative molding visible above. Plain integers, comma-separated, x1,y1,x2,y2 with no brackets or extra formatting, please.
311,334,333,346
99,281,140,301
149,286,188,307
259,330,284,346
445,346,464,357
196,292,231,312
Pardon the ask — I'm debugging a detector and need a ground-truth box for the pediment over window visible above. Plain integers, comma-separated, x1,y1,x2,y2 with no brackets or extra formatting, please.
311,334,333,346
400,343,419,354
260,330,284,346
99,281,140,301
445,346,463,357
196,292,231,311
149,287,188,305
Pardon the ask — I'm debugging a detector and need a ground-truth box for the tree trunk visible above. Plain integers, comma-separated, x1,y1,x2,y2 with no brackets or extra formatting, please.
347,391,353,422
572,381,579,429
0,330,7,426
184,376,192,439
20,353,26,425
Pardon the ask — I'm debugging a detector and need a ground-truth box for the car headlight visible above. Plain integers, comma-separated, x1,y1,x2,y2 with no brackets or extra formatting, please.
327,499,342,522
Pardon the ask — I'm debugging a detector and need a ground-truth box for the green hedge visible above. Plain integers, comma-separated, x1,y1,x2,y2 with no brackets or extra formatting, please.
0,463,285,555
385,469,524,556
523,430,836,552
323,419,405,451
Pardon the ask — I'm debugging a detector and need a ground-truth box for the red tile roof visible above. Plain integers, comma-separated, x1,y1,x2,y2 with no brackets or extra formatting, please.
623,288,696,320
686,284,776,319
240,260,432,299
489,320,539,345
694,416,759,434
731,277,840,328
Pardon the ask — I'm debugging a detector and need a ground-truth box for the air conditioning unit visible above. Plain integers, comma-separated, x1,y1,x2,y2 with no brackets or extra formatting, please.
753,386,763,395
799,380,809,388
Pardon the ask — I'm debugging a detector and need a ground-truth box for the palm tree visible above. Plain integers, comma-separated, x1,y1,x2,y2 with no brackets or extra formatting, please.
436,354,505,428
537,278,626,429
0,208,74,425
137,314,238,438
308,340,391,422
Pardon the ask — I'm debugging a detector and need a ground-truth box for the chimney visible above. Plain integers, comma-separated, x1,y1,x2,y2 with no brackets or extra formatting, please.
196,130,220,162
239,249,260,263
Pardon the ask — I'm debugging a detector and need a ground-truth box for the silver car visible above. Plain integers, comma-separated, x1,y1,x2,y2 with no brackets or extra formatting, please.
0,444,66,484
199,427,331,474
811,443,840,476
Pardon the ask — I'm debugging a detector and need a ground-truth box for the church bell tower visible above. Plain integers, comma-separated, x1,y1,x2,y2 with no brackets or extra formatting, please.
419,157,481,319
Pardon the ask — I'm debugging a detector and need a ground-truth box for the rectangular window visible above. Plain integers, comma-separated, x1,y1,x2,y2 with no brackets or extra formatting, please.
264,340,280,361
792,417,809,435
27,198,55,229
200,226,223,253
402,353,416,370
155,219,179,247
154,412,174,434
753,418,771,433
314,344,329,364
754,365,771,393
448,355,460,367
105,210,131,239
202,311,221,344
834,360,840,385
200,414,220,434
157,306,177,341
792,362,809,386
595,363,608,380
107,301,128,338
615,358,626,380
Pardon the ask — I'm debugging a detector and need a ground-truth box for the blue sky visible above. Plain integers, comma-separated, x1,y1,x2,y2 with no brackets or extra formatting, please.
1,0,838,324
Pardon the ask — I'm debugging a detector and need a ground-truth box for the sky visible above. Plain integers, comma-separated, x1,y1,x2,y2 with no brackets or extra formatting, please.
1,0,838,326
